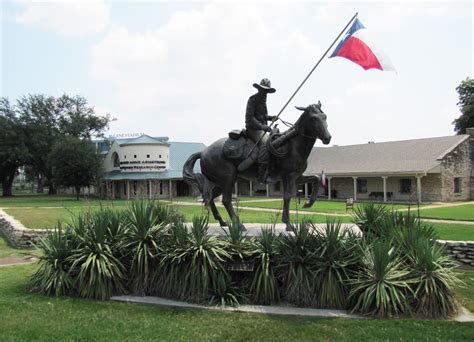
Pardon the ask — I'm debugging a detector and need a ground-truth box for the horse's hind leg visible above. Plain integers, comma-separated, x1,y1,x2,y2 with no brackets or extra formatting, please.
297,175,321,208
208,199,227,227
221,184,245,231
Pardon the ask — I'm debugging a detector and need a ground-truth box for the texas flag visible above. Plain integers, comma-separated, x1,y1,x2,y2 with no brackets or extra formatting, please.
329,18,395,72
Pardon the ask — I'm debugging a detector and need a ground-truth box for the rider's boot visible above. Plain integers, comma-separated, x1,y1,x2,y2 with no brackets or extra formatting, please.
258,163,269,183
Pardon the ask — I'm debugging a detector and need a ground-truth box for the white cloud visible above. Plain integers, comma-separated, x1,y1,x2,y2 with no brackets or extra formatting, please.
15,0,110,37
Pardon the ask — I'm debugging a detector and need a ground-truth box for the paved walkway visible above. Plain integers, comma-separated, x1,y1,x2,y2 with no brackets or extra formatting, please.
205,223,361,236
0,256,37,267
111,295,363,319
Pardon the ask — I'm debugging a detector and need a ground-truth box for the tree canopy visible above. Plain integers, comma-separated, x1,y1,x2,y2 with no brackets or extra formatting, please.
452,77,474,134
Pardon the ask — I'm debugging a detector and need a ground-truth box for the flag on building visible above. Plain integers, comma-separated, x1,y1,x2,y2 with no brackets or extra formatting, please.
329,18,395,72
321,170,327,188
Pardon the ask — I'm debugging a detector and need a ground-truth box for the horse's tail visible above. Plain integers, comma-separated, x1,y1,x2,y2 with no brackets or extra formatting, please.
183,152,215,203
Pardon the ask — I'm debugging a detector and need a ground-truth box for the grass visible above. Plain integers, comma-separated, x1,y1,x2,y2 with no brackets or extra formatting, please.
0,235,25,259
419,203,474,221
456,270,474,312
240,199,420,213
0,194,131,208
431,223,474,241
3,204,351,229
0,264,473,341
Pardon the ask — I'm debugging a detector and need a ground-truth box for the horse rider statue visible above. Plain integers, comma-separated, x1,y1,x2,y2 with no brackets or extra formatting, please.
238,78,277,183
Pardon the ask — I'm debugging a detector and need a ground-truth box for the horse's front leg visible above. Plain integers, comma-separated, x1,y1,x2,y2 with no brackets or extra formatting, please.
297,175,321,208
282,174,297,231
221,184,245,231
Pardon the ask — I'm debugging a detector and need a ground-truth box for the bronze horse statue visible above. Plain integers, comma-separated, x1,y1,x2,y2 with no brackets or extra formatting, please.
183,102,331,230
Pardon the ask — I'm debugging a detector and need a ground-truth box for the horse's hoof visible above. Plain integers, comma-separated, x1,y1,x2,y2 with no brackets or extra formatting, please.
285,224,292,232
220,222,228,227
239,224,247,232
303,202,312,208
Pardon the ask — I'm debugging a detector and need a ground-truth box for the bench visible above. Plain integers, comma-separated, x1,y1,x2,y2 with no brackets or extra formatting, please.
346,198,354,211
369,192,393,200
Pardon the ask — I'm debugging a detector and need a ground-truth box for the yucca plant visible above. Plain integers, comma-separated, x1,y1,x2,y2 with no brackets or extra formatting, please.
69,211,126,300
30,226,75,296
182,215,230,302
391,218,438,258
313,219,361,309
123,200,166,294
408,239,460,318
349,240,412,317
222,221,254,261
352,203,389,241
276,221,317,306
250,226,280,305
209,272,243,307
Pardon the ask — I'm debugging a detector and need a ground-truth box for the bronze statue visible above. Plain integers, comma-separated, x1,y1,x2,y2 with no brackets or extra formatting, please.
242,79,277,183
184,99,332,231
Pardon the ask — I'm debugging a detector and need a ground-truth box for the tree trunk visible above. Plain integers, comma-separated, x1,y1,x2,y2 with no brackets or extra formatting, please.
75,186,81,200
36,174,44,193
48,182,57,195
1,170,15,197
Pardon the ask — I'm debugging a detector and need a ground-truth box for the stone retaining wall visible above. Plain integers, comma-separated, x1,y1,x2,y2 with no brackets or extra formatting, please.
0,209,47,248
437,240,474,267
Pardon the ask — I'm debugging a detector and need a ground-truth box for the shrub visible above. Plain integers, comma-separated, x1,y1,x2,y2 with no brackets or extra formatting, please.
313,219,361,309
352,203,389,240
30,227,75,296
209,272,242,307
69,211,126,300
408,239,460,318
250,227,279,305
123,200,166,294
349,240,412,318
276,221,317,306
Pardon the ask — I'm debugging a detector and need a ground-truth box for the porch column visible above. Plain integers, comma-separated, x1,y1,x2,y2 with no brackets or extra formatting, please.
382,176,388,203
148,180,152,200
416,175,422,203
266,184,269,197
111,181,115,200
352,177,358,201
234,181,238,196
169,179,173,199
126,181,130,200
327,177,332,200
304,183,308,199
249,181,253,197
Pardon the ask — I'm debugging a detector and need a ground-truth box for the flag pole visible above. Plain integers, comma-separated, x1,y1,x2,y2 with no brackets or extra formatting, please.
247,12,358,157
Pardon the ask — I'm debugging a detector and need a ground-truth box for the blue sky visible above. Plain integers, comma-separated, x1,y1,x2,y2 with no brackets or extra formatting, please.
1,1,472,146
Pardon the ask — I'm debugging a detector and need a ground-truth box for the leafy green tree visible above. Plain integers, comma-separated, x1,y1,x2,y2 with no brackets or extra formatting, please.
49,138,103,200
0,98,29,197
17,94,110,194
452,77,474,134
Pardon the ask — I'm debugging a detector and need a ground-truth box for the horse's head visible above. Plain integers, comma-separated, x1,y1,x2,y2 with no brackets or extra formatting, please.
294,101,332,145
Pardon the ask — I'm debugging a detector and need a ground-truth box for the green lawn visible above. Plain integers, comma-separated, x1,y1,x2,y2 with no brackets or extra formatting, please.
4,204,351,229
240,199,419,214
431,223,474,241
0,264,472,341
456,270,474,312
419,203,474,221
0,235,24,259
0,194,131,208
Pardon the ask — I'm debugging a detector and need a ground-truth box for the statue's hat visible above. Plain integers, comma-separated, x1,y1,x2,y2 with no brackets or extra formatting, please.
253,78,276,93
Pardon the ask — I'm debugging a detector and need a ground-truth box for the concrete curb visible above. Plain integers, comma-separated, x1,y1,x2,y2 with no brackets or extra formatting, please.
110,295,363,319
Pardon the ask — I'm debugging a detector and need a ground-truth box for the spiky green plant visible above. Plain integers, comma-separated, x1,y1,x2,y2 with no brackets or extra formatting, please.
408,239,460,318
349,240,412,317
69,211,126,300
223,220,254,261
352,203,389,241
250,226,279,305
30,226,75,296
123,200,165,294
313,219,361,309
276,221,317,306
208,272,242,307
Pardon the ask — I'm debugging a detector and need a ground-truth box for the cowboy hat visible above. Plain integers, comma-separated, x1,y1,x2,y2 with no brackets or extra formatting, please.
253,78,276,93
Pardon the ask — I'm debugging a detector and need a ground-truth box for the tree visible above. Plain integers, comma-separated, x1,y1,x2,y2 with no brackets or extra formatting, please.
452,77,474,134
17,94,110,194
49,138,102,200
0,98,29,197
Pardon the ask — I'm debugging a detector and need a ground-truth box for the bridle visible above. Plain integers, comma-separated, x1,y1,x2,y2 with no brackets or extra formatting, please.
277,110,326,140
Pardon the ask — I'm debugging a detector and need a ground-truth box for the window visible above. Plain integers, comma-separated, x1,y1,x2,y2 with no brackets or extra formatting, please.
124,155,127,159
147,181,150,194
112,153,120,167
133,181,137,195
134,155,137,159
159,154,162,158
454,177,462,193
274,181,281,192
357,179,367,193
159,181,163,195
123,181,127,195
399,179,412,194
147,154,150,158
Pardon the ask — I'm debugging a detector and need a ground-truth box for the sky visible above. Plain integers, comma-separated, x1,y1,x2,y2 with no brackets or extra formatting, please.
1,0,472,147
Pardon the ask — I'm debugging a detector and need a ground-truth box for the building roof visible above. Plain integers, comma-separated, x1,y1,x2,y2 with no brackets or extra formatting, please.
117,135,170,146
305,134,470,176
103,140,206,181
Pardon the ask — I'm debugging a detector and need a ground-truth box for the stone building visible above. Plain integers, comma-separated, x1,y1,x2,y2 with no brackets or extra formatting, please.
98,135,204,199
303,128,474,203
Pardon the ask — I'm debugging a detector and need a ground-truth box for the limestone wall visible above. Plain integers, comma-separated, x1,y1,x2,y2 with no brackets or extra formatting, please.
436,240,474,267
0,209,47,248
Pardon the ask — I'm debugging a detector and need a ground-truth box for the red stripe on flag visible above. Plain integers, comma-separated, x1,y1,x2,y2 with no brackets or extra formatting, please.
336,36,383,70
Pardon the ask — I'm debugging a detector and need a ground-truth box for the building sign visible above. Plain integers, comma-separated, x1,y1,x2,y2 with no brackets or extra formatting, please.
119,160,166,171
